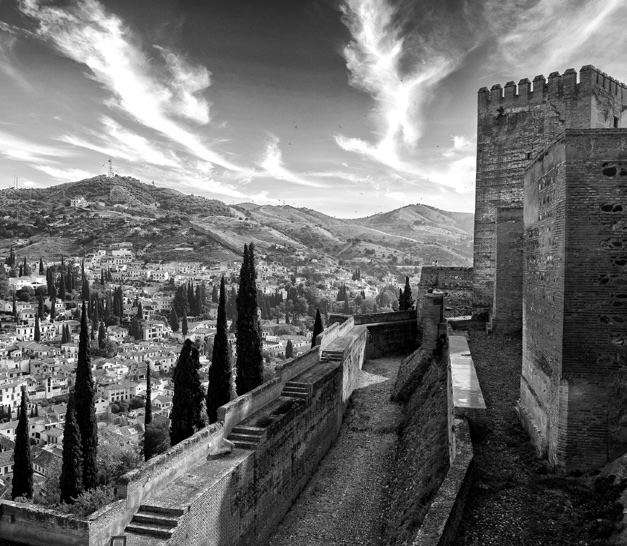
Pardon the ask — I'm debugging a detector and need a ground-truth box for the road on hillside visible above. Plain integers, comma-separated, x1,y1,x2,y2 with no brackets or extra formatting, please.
267,357,403,546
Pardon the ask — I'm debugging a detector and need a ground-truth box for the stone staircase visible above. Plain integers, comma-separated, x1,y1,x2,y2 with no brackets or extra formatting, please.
281,381,309,400
321,348,344,362
227,425,265,450
125,504,184,541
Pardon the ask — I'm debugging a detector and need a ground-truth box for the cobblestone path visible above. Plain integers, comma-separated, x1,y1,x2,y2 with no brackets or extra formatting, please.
267,356,403,546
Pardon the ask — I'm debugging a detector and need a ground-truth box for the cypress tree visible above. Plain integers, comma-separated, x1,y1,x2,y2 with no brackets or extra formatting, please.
285,340,293,359
98,321,106,350
12,387,33,500
58,273,66,300
145,364,152,427
235,243,263,395
34,314,40,342
74,301,98,491
170,339,205,447
182,309,188,337
59,391,83,504
39,257,44,275
50,295,56,322
61,323,67,344
12,292,16,317
136,301,143,319
211,284,218,304
404,276,414,310
398,287,404,310
169,307,179,332
144,364,153,461
207,277,232,424
312,309,323,348
37,295,44,320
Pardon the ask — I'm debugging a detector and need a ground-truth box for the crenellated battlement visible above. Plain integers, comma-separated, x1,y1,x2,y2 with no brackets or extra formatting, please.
478,65,627,113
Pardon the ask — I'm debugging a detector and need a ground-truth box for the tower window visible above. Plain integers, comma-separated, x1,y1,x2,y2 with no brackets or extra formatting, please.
614,116,619,128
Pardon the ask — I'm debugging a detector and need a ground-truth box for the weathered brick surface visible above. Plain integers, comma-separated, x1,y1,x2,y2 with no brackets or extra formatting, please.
491,207,523,333
474,66,627,315
418,267,473,319
520,129,627,471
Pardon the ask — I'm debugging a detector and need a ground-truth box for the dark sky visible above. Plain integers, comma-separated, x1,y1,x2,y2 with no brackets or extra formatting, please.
0,0,625,217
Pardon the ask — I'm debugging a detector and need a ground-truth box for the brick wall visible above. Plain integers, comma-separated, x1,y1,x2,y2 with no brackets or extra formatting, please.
491,207,523,333
417,267,473,320
164,326,368,545
519,129,627,471
473,65,627,315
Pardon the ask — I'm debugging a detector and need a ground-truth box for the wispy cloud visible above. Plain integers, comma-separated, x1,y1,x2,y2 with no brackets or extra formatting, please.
335,0,472,170
259,134,326,188
33,165,93,181
487,0,626,75
17,0,252,175
0,130,74,163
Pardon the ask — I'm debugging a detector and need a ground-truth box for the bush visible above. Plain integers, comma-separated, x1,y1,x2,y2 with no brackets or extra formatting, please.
58,486,115,517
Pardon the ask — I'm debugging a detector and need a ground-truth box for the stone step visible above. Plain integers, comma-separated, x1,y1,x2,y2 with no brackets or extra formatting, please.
125,522,175,539
228,432,263,444
230,440,258,450
230,425,265,437
139,504,186,517
281,390,308,399
132,512,179,528
283,384,308,392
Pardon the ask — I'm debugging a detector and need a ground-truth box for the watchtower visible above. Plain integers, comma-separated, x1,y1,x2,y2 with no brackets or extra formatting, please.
473,66,627,317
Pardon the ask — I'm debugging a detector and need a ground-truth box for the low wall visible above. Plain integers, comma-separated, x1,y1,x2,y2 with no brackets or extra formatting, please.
0,501,89,546
402,327,484,546
319,316,355,351
167,325,368,545
329,311,417,358
412,418,474,546
417,267,473,320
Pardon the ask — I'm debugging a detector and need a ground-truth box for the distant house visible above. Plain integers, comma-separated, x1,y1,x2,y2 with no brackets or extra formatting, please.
70,197,88,208
0,450,13,476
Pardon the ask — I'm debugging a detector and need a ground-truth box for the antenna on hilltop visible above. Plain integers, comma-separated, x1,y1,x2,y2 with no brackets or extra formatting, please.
107,158,113,178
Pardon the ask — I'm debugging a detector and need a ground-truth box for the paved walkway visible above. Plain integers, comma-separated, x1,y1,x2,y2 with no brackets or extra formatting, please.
267,356,403,546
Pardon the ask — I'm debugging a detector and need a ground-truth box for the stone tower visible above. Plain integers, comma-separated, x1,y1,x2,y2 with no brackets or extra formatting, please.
473,66,627,317
520,129,627,471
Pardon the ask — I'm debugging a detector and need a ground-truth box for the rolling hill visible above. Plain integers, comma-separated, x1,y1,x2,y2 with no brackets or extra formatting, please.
0,176,473,269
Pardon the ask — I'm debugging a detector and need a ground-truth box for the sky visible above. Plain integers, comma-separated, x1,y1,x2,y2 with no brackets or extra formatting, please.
0,0,626,218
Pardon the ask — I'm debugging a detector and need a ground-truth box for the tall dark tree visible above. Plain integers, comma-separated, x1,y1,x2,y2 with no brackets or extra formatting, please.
399,277,415,311
130,316,142,340
11,387,33,500
145,364,152,427
136,301,143,319
285,340,294,359
211,284,219,304
37,295,44,320
207,277,232,424
50,295,56,322
74,301,98,490
59,273,66,301
98,321,106,350
6,247,15,267
170,339,205,446
169,307,179,333
187,281,195,315
235,243,264,395
34,314,40,342
59,391,83,504
12,292,16,317
182,309,188,337
61,323,68,344
22,257,31,276
39,257,44,275
312,309,324,348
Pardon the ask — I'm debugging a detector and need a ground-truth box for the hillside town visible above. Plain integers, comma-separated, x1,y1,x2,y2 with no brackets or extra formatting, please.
0,239,414,496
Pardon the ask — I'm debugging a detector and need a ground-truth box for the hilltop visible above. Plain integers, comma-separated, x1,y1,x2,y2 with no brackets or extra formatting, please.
0,176,473,270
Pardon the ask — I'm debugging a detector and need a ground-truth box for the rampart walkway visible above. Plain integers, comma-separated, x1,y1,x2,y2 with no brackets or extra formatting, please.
267,356,403,545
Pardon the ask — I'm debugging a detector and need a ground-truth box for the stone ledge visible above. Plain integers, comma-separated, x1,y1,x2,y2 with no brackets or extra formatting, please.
411,418,474,546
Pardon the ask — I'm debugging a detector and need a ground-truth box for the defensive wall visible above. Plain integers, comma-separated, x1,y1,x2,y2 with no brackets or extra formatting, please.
473,65,627,315
518,129,627,471
328,309,417,358
391,291,486,546
417,267,473,321
0,316,370,545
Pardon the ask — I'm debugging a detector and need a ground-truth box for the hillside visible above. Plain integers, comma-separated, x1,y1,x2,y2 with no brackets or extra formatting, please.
0,176,473,270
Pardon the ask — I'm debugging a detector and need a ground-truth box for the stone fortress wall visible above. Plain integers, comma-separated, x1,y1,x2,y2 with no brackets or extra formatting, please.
519,129,627,470
473,65,627,316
